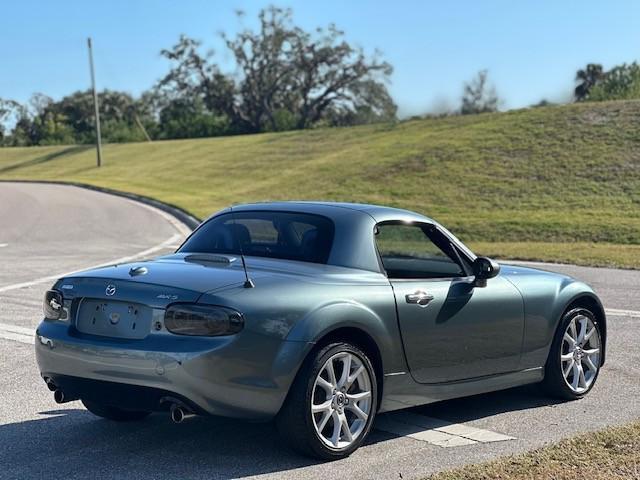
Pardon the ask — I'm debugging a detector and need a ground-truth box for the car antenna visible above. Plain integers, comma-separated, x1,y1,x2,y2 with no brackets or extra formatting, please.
229,205,255,289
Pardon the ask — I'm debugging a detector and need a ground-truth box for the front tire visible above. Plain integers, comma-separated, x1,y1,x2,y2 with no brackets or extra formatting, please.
542,307,603,400
82,400,151,422
276,342,378,460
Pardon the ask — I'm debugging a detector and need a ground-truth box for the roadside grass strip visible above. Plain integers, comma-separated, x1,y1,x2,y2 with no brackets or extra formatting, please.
427,420,640,480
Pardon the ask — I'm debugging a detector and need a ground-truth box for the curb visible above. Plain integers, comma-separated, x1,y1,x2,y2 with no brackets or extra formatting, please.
0,179,201,231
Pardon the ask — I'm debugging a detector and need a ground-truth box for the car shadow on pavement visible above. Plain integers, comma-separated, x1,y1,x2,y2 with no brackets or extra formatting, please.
0,385,564,479
0,408,327,479
408,383,567,424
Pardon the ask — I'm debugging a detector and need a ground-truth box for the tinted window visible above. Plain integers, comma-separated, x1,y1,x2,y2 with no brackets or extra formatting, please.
179,211,335,264
375,223,465,278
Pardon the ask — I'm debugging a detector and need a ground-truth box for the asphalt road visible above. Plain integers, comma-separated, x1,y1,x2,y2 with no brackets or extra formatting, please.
0,182,638,480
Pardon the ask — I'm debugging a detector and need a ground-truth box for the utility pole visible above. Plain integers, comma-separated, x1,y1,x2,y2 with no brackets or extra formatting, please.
87,37,103,167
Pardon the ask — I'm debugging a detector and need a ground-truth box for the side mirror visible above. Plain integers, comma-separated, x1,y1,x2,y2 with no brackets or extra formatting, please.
472,256,500,287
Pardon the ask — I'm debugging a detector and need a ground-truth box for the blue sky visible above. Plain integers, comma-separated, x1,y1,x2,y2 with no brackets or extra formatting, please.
2,0,639,117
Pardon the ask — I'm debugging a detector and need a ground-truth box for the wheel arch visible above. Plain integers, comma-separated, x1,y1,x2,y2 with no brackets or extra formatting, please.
561,293,607,365
312,326,385,406
276,296,406,418
281,323,387,414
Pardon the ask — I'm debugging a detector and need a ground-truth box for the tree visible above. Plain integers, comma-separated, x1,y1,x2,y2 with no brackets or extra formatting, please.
23,93,76,145
0,98,22,144
44,90,152,143
322,79,397,126
0,99,10,141
0,100,36,146
157,97,229,139
157,7,396,133
157,35,237,125
32,111,75,145
574,63,604,101
0,90,157,146
587,62,640,101
460,70,499,115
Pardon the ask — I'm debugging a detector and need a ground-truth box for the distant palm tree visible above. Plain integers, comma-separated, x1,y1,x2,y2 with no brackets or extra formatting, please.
574,64,604,101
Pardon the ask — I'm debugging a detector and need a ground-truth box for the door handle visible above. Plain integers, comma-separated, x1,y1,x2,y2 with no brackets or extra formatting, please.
405,291,434,307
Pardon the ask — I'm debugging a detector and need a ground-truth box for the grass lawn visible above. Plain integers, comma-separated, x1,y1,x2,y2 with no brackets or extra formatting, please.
1,100,639,268
428,421,640,480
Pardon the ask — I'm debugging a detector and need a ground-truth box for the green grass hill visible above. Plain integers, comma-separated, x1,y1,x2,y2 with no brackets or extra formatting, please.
1,100,639,268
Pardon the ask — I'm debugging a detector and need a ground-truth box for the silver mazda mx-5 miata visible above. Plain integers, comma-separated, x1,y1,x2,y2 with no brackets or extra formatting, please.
36,202,606,459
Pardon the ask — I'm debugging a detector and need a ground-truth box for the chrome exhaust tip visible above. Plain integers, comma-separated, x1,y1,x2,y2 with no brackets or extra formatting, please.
53,389,66,404
170,404,195,424
53,389,78,404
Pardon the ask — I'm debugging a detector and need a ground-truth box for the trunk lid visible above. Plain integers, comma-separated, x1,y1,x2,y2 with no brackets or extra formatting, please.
56,254,253,339
57,278,199,340
59,253,254,305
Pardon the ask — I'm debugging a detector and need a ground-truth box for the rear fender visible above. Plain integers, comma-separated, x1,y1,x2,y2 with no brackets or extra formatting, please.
285,300,408,375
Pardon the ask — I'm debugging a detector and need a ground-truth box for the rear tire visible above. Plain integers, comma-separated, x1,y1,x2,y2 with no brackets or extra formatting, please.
541,307,603,400
82,400,151,422
276,342,378,460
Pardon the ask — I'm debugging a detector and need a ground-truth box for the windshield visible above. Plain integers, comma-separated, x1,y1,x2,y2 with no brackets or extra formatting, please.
178,211,335,265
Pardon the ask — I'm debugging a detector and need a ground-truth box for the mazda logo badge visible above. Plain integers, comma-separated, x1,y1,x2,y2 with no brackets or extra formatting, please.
105,284,117,296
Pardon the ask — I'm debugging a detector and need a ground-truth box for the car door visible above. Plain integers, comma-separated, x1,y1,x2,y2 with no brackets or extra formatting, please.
375,222,524,384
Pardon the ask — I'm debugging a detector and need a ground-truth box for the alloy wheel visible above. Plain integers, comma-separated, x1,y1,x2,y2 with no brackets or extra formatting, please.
561,314,601,394
311,351,373,450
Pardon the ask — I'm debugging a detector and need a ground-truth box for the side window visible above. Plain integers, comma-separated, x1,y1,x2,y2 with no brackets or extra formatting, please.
375,223,466,279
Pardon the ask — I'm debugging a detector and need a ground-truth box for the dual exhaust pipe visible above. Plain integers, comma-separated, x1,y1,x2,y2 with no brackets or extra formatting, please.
46,379,78,404
47,379,195,423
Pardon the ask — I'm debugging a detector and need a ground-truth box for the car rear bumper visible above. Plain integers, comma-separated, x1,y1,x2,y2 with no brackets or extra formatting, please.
35,320,313,420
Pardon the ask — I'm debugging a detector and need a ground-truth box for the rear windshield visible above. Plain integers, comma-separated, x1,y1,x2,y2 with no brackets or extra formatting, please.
178,211,335,264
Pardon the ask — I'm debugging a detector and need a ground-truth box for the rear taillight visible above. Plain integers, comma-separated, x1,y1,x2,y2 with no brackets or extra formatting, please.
164,304,244,336
43,290,64,320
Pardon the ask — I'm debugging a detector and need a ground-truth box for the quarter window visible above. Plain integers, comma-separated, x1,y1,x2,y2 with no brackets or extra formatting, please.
375,223,466,279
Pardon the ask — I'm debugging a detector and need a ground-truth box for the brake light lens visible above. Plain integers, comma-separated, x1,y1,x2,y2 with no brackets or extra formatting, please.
43,290,64,320
164,304,244,336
